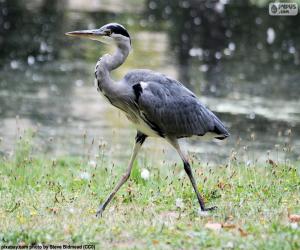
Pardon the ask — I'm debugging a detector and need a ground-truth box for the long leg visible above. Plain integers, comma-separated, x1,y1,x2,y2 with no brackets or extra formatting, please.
96,132,147,217
167,138,216,211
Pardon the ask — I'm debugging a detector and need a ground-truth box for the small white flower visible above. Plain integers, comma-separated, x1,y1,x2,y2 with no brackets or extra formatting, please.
197,208,209,217
175,198,185,209
141,168,150,180
79,171,91,180
69,207,75,214
178,170,185,178
88,160,97,168
225,241,234,248
45,234,52,241
290,223,298,229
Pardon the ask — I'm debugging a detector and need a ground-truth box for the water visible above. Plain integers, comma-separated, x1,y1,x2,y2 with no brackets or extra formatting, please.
1,0,300,165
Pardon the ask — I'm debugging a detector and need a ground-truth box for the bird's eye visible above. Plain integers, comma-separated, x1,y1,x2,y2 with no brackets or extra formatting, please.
106,30,112,36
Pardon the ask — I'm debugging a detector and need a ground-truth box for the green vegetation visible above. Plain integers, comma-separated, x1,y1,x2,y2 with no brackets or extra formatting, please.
0,135,299,249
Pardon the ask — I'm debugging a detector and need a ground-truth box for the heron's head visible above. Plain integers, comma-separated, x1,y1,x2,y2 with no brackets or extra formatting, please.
65,23,131,47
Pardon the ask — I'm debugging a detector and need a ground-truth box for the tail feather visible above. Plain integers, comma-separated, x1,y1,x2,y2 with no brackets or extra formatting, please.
211,117,230,140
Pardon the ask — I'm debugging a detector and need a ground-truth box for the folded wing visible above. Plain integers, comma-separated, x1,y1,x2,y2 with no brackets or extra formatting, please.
131,76,229,139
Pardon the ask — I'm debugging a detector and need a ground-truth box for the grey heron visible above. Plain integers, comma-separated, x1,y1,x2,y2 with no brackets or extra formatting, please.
66,23,229,217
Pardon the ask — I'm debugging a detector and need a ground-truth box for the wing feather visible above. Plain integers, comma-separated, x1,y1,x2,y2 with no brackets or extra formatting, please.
125,69,229,139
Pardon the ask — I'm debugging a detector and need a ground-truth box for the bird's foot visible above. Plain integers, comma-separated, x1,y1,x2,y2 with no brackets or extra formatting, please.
95,205,105,218
201,205,217,211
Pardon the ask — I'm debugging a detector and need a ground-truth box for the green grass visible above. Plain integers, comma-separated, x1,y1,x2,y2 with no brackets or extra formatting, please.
0,136,299,249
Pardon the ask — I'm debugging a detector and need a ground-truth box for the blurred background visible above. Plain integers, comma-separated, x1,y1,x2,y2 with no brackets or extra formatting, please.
0,0,299,165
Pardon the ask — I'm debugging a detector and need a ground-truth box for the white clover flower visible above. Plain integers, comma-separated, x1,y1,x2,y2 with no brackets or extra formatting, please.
88,160,97,168
175,198,185,209
109,206,115,213
79,171,91,180
225,241,234,248
69,207,75,214
45,234,52,241
141,168,150,180
290,223,298,229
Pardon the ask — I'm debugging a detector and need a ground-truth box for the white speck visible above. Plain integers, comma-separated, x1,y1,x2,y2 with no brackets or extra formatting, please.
248,112,256,119
223,48,231,56
178,170,185,178
79,171,91,180
215,51,222,60
45,234,52,241
228,42,236,51
69,207,75,214
8,151,13,158
88,160,97,168
290,222,298,229
215,2,225,13
59,64,67,72
10,60,19,69
75,79,84,87
239,73,245,80
189,47,203,57
187,231,202,237
225,30,232,38
199,64,209,72
40,41,47,52
164,6,172,14
50,84,58,93
32,74,39,82
140,81,148,89
255,17,262,25
40,41,52,53
141,168,150,180
182,1,190,8
257,42,263,50
267,28,275,44
4,21,10,30
193,17,201,25
289,46,296,54
210,85,216,93
175,198,185,209
27,56,35,65
197,208,209,217
225,241,234,248
181,33,188,42
87,22,96,30
149,1,157,10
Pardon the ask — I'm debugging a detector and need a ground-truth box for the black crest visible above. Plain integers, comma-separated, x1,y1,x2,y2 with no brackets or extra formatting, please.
106,23,130,39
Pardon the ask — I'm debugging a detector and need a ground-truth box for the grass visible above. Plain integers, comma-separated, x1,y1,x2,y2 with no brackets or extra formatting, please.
0,134,299,249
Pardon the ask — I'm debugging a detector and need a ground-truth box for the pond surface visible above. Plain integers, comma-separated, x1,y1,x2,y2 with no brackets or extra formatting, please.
0,0,300,165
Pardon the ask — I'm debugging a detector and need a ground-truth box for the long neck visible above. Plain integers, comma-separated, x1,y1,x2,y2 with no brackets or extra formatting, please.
105,42,130,71
95,42,130,91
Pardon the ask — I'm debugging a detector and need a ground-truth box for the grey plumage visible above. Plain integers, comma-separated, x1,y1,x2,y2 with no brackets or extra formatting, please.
123,69,229,139
66,23,229,217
